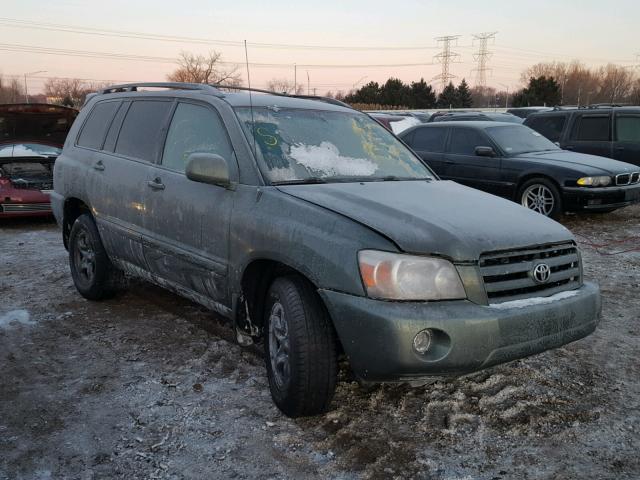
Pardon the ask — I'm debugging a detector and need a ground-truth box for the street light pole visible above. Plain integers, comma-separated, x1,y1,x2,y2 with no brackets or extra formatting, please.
23,71,46,103
498,83,510,109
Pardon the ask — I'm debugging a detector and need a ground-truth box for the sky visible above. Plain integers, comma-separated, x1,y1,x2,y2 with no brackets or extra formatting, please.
1,0,639,96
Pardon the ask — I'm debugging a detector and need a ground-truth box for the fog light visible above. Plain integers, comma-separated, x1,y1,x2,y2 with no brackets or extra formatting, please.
413,329,433,354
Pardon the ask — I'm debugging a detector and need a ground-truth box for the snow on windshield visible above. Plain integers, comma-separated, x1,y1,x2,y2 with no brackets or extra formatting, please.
390,117,421,134
289,141,378,177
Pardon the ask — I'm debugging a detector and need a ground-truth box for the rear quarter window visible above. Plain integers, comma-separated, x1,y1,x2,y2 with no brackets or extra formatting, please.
115,100,173,162
571,115,611,141
411,128,447,152
526,115,566,142
616,115,640,142
77,101,121,150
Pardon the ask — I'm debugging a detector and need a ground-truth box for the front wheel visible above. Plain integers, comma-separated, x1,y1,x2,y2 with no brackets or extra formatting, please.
518,178,562,218
264,275,338,417
69,213,124,300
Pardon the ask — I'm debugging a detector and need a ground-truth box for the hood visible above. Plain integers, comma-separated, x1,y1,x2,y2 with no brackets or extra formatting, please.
277,180,574,261
0,104,78,156
517,150,637,175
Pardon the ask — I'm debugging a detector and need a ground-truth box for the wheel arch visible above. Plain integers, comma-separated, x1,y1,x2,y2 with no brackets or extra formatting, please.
515,173,563,200
236,258,342,352
62,197,92,249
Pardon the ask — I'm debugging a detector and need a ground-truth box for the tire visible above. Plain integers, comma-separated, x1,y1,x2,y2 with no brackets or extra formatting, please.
518,177,563,218
68,213,124,300
264,275,338,417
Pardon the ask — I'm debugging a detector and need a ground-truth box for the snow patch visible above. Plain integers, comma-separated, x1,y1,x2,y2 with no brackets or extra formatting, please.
489,290,580,310
390,117,421,134
0,309,35,329
289,141,378,177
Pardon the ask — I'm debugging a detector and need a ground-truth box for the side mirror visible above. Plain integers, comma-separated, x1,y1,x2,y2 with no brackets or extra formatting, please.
185,153,231,188
475,146,496,157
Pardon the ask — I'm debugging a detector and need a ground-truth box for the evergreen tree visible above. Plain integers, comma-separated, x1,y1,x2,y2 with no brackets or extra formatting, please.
409,79,437,108
344,81,380,104
456,78,473,108
437,82,458,108
512,76,561,107
378,78,410,106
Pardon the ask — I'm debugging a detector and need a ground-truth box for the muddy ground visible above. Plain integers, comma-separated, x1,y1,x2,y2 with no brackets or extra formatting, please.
1,206,639,480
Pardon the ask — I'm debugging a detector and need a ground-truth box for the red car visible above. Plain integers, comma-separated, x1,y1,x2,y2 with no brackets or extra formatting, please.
0,104,77,218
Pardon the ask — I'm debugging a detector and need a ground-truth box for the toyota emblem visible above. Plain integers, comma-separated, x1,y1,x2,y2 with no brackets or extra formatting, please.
532,263,551,283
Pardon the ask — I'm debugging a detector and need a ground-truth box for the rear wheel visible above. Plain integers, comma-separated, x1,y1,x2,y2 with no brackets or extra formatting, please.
69,213,124,300
264,275,338,417
518,178,562,218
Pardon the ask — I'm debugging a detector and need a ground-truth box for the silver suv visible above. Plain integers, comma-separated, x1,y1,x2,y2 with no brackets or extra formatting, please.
52,83,601,417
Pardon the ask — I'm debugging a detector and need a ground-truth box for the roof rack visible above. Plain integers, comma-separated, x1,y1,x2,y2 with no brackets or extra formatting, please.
99,82,223,96
211,84,354,109
94,82,353,109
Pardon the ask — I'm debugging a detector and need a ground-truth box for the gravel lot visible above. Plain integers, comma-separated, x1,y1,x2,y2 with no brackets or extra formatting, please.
1,206,639,480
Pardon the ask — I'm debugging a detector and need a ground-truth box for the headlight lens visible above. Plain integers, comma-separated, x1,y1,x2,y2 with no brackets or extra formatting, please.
358,250,466,301
577,176,611,187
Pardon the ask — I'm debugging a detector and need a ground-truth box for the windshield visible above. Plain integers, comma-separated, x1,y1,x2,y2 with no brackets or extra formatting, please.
486,125,560,155
234,107,433,184
0,143,62,158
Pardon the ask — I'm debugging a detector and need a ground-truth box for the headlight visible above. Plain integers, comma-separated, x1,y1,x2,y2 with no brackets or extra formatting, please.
358,250,466,301
577,176,611,187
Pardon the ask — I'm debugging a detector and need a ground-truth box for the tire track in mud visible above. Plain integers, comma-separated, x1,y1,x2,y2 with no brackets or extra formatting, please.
2,207,639,479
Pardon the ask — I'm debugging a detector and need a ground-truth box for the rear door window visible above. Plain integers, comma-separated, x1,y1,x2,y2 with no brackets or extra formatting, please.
448,128,488,155
615,115,640,142
411,128,447,152
77,101,121,150
572,115,611,141
115,100,173,162
526,115,566,142
161,102,234,173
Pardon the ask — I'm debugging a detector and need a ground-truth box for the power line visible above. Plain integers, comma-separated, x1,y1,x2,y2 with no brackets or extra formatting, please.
0,17,441,52
0,42,441,69
432,35,461,91
472,32,498,90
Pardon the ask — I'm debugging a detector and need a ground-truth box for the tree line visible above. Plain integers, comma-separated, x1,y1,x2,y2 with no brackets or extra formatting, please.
342,78,472,109
4,50,639,109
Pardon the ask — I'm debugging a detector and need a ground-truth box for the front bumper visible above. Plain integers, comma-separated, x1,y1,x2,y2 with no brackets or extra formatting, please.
562,184,640,211
320,281,601,382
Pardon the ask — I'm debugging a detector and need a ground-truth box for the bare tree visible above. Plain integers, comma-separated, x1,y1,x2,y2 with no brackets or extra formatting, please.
520,61,638,105
266,78,304,95
167,51,241,86
43,78,108,107
0,75,24,103
597,64,635,103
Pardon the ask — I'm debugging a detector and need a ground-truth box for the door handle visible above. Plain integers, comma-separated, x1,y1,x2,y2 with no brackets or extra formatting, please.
615,146,625,151
147,178,165,190
93,160,105,171
444,160,455,164
564,145,575,150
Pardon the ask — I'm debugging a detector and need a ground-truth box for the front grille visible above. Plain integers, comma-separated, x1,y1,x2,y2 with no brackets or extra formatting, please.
11,179,53,190
479,242,582,304
615,172,640,186
1,203,51,213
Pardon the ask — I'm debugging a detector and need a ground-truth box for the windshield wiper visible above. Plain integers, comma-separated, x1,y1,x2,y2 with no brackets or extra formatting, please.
375,175,433,182
271,177,328,185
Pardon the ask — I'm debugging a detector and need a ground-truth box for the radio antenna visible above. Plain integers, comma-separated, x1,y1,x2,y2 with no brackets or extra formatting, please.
244,40,257,158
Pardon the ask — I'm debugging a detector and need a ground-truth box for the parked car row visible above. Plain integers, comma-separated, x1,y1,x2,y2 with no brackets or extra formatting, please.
399,121,640,218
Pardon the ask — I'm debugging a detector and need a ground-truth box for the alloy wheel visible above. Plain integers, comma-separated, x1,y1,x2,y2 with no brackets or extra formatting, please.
521,184,555,216
268,302,291,390
74,229,96,283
